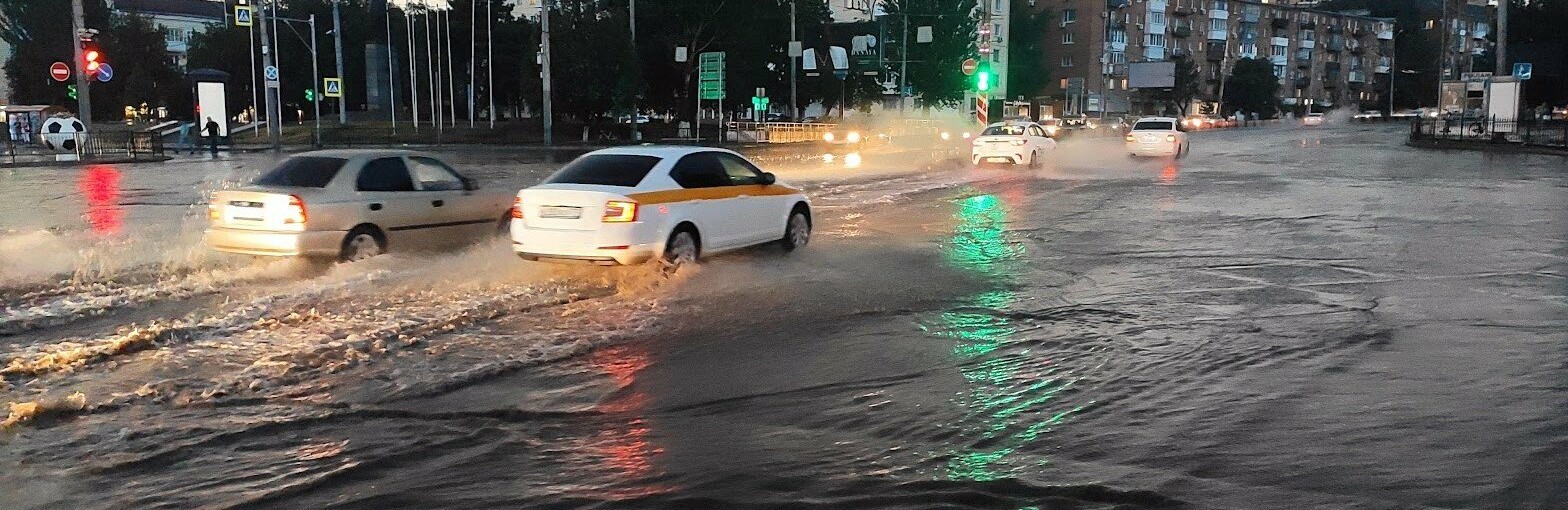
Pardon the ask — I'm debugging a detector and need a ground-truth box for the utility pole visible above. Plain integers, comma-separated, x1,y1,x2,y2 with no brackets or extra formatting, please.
247,0,259,137
1494,0,1507,76
469,0,477,128
1437,0,1449,111
70,0,92,127
541,0,554,146
333,0,346,124
258,0,281,150
311,14,321,147
487,0,495,129
899,15,908,113
790,0,797,120
630,0,640,141
386,2,397,134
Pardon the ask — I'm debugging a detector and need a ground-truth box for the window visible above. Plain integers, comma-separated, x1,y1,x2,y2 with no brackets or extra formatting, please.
1062,32,1075,44
1061,8,1076,24
1274,64,1287,77
1272,43,1287,56
669,153,734,188
1109,28,1128,44
1060,56,1074,67
1028,126,1047,137
1146,34,1166,47
1133,120,1175,131
714,154,766,185
408,157,467,191
254,156,345,188
1210,18,1227,32
1210,0,1227,12
981,125,1027,136
356,157,415,192
544,154,660,187
1300,29,1314,41
1149,12,1166,25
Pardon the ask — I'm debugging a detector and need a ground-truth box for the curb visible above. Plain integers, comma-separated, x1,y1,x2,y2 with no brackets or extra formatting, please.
1406,138,1568,158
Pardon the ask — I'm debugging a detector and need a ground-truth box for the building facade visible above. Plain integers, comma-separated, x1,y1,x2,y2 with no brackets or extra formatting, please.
1037,0,1398,116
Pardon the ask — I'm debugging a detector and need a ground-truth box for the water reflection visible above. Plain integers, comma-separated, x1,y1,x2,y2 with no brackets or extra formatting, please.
77,165,123,235
1158,164,1179,185
579,344,671,498
927,180,1086,482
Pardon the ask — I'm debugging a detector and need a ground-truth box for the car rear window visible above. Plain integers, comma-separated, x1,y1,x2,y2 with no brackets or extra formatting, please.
981,125,1027,136
1133,121,1174,131
545,154,661,187
253,156,346,188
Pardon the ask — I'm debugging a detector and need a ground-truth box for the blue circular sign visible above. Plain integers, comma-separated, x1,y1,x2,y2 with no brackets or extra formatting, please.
264,65,279,81
96,63,113,82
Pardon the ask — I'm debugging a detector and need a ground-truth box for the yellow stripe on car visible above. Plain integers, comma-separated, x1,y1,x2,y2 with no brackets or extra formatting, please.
628,184,801,205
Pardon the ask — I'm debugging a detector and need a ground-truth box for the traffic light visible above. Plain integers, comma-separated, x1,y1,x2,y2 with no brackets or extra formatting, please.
67,84,77,100
82,42,102,76
975,64,992,93
305,88,315,101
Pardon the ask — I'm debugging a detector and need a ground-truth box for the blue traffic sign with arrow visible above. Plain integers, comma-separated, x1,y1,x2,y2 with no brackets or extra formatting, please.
96,63,113,82
1513,62,1532,80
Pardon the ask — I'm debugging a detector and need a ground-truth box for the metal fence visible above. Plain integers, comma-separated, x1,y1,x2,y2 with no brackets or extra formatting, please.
72,131,165,159
726,122,835,144
1409,116,1568,149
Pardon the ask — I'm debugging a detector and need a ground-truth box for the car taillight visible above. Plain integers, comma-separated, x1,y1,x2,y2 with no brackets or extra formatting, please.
1125,135,1136,142
208,203,220,221
511,196,523,219
1165,134,1177,142
283,195,307,225
1009,140,1026,146
602,200,637,223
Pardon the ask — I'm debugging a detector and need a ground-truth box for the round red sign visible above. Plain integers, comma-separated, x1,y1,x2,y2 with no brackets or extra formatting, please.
961,58,979,76
50,62,70,82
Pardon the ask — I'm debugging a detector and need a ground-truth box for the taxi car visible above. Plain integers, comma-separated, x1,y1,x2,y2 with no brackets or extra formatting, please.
510,147,811,266
970,121,1058,167
1125,117,1189,158
204,150,513,261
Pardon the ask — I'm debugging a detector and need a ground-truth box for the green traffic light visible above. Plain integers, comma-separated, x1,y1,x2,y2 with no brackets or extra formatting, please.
67,84,78,100
976,71,992,92
305,89,315,101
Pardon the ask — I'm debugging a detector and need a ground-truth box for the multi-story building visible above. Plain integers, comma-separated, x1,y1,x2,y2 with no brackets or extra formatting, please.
1434,0,1495,82
1035,0,1396,116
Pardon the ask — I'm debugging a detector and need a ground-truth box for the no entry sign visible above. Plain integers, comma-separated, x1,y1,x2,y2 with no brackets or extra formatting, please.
50,62,70,82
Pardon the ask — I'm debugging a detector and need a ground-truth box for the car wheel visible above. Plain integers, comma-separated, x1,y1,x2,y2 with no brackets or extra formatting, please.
340,227,385,262
781,207,811,252
662,227,700,269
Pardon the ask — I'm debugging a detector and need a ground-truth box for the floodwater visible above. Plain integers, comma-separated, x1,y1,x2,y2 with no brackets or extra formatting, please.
2,123,1566,509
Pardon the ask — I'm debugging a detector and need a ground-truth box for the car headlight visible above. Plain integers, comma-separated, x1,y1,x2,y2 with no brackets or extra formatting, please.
823,132,835,142
844,153,862,168
940,131,951,140
846,131,862,143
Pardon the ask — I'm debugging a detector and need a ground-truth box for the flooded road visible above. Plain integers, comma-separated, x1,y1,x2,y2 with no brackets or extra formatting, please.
3,124,1566,509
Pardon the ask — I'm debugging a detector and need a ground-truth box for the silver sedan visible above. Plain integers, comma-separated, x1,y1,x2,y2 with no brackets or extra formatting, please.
204,150,514,261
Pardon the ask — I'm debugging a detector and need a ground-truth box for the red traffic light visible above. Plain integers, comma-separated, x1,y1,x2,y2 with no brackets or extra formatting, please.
85,50,100,62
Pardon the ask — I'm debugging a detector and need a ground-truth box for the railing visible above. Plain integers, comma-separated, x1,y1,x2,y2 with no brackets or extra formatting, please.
726,122,836,144
1410,116,1568,149
72,131,165,159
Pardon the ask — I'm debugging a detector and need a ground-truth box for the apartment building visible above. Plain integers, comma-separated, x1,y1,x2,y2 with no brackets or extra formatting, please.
1434,0,1495,82
1037,0,1395,116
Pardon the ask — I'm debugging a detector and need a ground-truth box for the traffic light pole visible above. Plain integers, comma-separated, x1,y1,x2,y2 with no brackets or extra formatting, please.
258,1,281,151
70,0,92,127
311,14,322,147
541,0,553,146
333,0,346,124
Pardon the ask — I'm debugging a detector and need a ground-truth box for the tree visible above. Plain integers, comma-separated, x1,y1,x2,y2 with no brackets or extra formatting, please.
186,23,256,120
1222,57,1278,118
1007,2,1049,100
1,0,112,107
1146,54,1199,115
91,13,185,121
881,0,976,108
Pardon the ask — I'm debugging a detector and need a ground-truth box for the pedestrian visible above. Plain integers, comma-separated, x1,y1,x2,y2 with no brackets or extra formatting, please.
204,117,220,157
21,119,32,144
176,122,194,154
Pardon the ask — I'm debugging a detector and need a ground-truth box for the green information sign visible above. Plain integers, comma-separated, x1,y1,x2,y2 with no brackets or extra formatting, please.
699,51,726,100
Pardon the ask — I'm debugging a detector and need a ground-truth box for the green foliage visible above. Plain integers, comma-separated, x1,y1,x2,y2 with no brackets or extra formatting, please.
1222,57,1278,117
1,0,113,108
881,0,976,107
1007,2,1049,100
1147,54,1200,115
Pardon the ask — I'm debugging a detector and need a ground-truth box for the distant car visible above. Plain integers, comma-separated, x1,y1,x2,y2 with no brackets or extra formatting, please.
1302,112,1326,126
205,150,513,261
511,147,811,267
618,114,651,124
1125,117,1188,158
1184,115,1219,130
971,121,1059,167
1390,110,1421,120
1353,110,1382,121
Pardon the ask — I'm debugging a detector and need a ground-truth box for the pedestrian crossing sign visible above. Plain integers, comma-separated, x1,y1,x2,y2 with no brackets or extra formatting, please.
323,78,342,98
234,6,252,27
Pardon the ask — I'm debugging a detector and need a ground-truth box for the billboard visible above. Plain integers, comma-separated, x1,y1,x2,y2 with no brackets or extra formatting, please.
196,82,228,137
1128,61,1176,89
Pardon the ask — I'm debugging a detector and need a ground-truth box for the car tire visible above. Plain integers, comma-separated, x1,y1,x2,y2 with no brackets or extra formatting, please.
662,227,700,269
339,226,386,262
780,206,811,252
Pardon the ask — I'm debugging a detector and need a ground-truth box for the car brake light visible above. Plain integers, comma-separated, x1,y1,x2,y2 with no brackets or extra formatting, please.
283,195,307,225
208,203,220,221
511,196,523,219
1166,135,1177,142
602,200,638,223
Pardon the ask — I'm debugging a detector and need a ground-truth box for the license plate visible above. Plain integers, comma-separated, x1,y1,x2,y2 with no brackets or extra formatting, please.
538,206,582,219
226,206,263,222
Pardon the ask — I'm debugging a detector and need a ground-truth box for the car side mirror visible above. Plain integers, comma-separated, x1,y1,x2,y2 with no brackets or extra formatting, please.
461,177,478,191
759,172,776,185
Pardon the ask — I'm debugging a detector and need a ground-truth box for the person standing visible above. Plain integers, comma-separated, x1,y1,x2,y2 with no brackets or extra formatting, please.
204,117,221,157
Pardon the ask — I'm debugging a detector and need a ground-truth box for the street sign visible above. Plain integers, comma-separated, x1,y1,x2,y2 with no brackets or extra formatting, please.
1513,62,1532,80
1460,71,1493,82
96,63,113,82
698,51,726,100
323,78,342,98
961,58,978,76
234,6,253,27
264,65,279,81
917,26,933,44
49,62,70,82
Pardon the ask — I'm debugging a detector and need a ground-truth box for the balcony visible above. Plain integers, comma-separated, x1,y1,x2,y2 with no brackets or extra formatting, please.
1348,41,1364,54
1271,54,1288,65
1272,18,1290,30
1173,26,1193,38
1294,77,1310,89
1143,46,1167,60
1374,65,1391,74
1209,29,1228,40
1348,71,1366,83
1149,0,1168,11
1108,0,1131,8
1300,39,1316,49
1174,4,1195,16
1378,29,1394,40
1296,58,1312,68
1210,9,1229,20
1171,47,1190,58
1325,40,1344,52
1301,21,1317,30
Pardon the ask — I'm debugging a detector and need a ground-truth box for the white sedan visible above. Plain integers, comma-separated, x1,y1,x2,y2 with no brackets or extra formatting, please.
1302,112,1326,126
511,147,811,266
1125,117,1189,158
970,121,1058,167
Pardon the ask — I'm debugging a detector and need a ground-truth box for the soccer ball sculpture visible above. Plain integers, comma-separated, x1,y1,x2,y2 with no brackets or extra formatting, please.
41,116,86,152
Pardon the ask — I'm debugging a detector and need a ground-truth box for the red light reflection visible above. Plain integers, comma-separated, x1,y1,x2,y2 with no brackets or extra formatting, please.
1158,164,1179,185
78,165,123,234
582,345,670,498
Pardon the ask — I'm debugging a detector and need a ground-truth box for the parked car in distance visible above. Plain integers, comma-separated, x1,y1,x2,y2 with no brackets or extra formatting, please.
1302,113,1326,126
1125,117,1189,158
205,150,513,261
511,147,811,267
1353,110,1383,121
